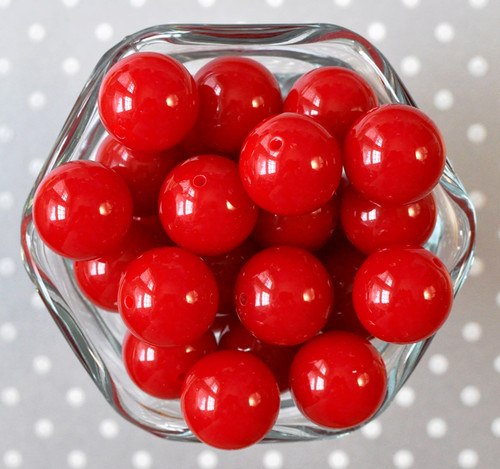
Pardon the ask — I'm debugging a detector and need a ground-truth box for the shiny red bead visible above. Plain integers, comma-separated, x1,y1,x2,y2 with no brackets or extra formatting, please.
284,66,378,144
340,184,437,254
289,331,387,429
98,52,198,153
118,246,218,346
181,350,280,449
239,112,343,215
194,56,283,156
33,160,133,260
158,154,259,256
343,104,446,205
234,246,334,345
352,245,454,343
123,330,217,400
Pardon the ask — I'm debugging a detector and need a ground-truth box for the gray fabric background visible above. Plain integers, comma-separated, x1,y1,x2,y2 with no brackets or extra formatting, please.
1,1,499,468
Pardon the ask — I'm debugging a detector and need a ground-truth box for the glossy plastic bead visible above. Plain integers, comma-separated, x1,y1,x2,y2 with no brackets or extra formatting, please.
284,66,378,143
158,154,259,256
194,56,283,155
98,52,198,153
123,330,217,399
289,331,387,429
340,184,437,254
118,247,218,346
343,104,446,205
33,160,133,260
352,245,454,343
234,246,334,345
181,350,280,449
239,112,343,216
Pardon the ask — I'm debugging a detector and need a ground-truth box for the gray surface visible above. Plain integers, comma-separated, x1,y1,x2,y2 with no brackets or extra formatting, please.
1,0,500,468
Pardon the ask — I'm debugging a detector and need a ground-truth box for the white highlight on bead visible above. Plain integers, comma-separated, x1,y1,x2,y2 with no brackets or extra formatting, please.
66,387,86,407
2,450,22,468
28,23,46,42
457,449,479,468
426,417,447,438
33,355,52,374
28,91,47,110
1,387,20,406
132,450,153,469
0,191,14,210
0,57,11,75
361,419,382,439
428,353,449,375
400,56,421,77
197,450,218,469
434,22,455,43
491,417,500,437
460,385,481,407
0,125,14,143
367,22,386,42
467,123,487,143
62,57,80,75
462,322,482,342
0,322,17,342
433,89,454,111
328,450,349,468
95,23,114,41
34,418,54,438
263,450,284,469
393,449,414,469
98,419,119,439
467,56,489,77
67,450,87,468
469,256,484,276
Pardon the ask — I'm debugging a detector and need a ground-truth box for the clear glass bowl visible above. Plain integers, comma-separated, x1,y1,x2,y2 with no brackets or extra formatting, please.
20,23,476,443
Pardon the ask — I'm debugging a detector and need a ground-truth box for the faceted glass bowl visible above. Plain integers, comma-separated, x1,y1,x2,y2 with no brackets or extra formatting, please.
20,23,476,443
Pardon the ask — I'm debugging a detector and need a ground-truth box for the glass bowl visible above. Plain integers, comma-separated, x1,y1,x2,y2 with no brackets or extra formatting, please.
20,23,476,443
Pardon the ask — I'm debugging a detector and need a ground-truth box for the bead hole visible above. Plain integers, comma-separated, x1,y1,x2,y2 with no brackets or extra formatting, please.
269,137,283,152
193,174,207,187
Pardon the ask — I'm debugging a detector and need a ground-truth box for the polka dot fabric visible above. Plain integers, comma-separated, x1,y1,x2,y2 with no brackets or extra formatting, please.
1,1,499,468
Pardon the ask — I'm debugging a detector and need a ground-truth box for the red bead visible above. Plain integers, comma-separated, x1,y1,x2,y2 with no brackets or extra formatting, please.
252,195,339,252
33,160,133,260
343,104,446,205
289,331,387,429
234,246,334,345
95,135,185,216
284,66,378,144
118,247,218,346
352,245,454,343
74,220,160,312
340,184,437,254
181,350,280,449
239,112,342,215
123,330,217,400
98,52,198,153
193,56,283,155
158,154,259,256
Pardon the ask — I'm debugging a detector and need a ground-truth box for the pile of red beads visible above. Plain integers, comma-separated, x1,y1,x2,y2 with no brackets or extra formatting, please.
32,50,453,450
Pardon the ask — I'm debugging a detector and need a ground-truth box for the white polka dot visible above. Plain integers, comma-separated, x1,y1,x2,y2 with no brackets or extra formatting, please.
469,256,484,276
62,0,80,6
266,0,284,7
460,385,481,407
491,417,500,437
469,190,487,210
494,355,500,373
334,0,352,7
428,353,449,375
401,0,420,7
361,419,382,439
95,23,114,41
98,419,119,439
31,292,45,310
3,450,22,468
467,123,487,143
393,449,414,469
28,91,47,110
28,158,44,176
197,450,218,469
0,257,16,277
462,322,482,342
434,22,455,43
263,450,284,469
132,450,153,469
0,57,11,75
400,56,421,77
0,322,17,342
198,0,216,6
62,57,80,75
0,191,14,210
457,449,479,468
469,0,488,8
395,385,415,407
66,387,86,407
67,450,87,469
33,355,52,374
367,22,386,42
426,417,447,438
34,418,54,438
0,0,11,8
1,387,20,406
467,56,488,77
0,125,14,143
433,89,454,111
28,23,46,42
130,0,147,6
328,450,349,468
